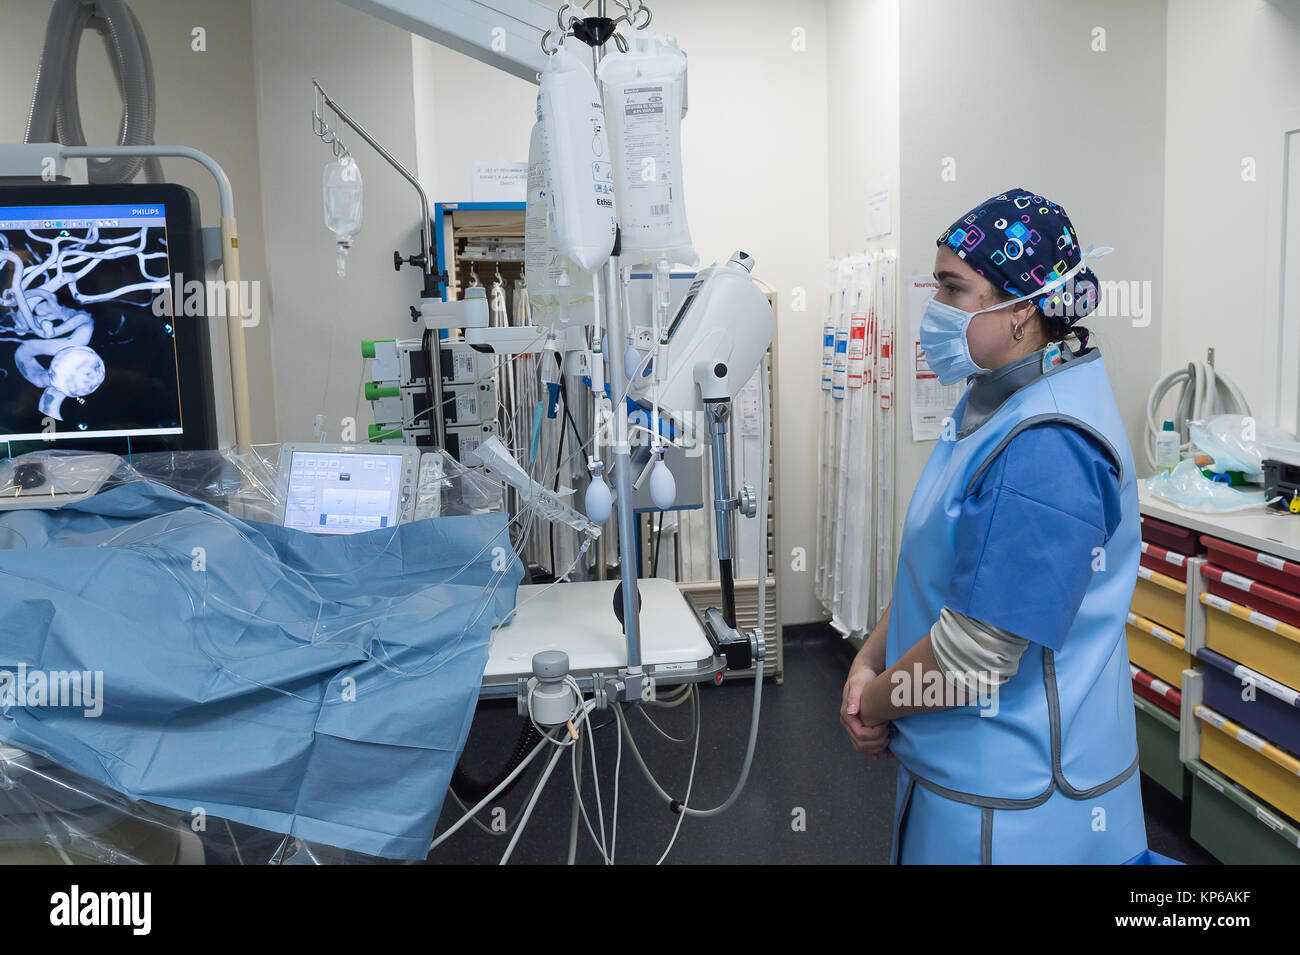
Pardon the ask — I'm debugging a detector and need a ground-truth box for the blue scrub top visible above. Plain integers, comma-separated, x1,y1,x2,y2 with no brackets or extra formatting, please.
944,421,1123,651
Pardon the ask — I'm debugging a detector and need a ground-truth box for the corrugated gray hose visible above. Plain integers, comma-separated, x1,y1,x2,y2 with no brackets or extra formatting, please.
24,0,164,184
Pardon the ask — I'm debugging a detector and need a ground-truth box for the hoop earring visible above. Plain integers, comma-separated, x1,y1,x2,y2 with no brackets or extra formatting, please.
1013,323,1024,341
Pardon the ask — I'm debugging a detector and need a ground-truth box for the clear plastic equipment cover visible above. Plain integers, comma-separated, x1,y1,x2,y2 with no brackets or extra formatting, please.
0,445,526,864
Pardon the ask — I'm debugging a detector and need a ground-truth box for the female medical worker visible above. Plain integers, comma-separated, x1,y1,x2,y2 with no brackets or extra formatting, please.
840,188,1147,865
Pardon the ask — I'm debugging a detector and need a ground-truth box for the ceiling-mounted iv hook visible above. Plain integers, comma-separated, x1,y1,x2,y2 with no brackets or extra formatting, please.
540,27,564,55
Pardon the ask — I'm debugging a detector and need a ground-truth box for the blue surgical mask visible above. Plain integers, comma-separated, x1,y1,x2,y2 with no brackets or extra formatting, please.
920,257,1095,386
918,298,993,386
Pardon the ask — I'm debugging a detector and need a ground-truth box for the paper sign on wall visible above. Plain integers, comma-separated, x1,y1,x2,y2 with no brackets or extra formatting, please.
865,177,891,239
472,163,528,202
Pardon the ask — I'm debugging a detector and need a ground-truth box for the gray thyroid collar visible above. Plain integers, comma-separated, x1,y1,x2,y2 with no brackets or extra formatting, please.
958,344,1100,439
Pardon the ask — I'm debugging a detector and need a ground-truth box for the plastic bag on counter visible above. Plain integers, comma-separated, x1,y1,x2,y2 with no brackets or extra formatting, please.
1144,459,1279,513
1189,413,1295,476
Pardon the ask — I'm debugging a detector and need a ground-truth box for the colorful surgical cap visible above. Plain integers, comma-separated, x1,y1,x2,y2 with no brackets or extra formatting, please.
936,187,1100,325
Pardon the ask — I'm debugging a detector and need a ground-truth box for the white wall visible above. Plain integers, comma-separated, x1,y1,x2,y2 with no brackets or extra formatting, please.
895,0,1168,541
249,0,430,445
1162,0,1300,432
0,0,277,443
827,0,900,258
411,36,537,197
410,0,833,624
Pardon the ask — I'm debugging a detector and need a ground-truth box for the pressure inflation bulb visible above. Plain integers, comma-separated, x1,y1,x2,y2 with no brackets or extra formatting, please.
585,476,613,525
649,457,676,510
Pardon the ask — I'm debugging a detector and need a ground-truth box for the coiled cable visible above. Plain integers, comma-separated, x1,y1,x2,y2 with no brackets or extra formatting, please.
25,0,163,184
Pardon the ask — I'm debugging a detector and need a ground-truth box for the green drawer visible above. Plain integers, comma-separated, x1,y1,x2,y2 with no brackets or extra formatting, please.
1189,759,1300,865
1133,694,1186,800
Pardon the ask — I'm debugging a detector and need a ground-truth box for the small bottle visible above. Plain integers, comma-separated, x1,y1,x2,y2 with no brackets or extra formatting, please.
1156,420,1179,473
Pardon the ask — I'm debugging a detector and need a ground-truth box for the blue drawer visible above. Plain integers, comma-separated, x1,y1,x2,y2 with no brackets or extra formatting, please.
1198,647,1300,756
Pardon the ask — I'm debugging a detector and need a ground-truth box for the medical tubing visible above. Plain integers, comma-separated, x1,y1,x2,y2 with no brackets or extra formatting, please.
615,360,769,819
451,719,544,803
610,703,623,862
1144,362,1250,469
500,698,597,865
614,701,674,803
679,656,762,818
567,732,583,864
25,0,162,184
637,699,696,742
587,692,609,861
430,726,557,850
644,683,692,706
498,741,566,865
656,687,700,864
569,730,612,863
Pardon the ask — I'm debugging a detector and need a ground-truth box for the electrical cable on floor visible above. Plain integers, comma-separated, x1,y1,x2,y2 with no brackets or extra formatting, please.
655,687,700,865
430,725,557,851
636,697,696,743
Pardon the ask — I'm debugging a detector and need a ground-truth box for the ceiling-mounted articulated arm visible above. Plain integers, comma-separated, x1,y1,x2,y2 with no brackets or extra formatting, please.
335,0,555,82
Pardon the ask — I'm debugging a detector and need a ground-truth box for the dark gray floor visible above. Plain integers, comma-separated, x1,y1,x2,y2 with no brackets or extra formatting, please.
428,625,1216,864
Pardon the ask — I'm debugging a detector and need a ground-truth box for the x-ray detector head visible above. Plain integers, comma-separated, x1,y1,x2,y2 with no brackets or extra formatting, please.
628,251,774,433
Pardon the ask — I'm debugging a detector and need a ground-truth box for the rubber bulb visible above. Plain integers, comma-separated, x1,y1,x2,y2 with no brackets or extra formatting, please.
649,458,676,510
585,477,612,525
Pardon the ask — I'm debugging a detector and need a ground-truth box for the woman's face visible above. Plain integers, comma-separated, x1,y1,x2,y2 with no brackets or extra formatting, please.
932,245,1032,373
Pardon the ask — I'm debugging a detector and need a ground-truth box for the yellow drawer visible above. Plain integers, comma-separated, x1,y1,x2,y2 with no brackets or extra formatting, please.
1126,612,1191,686
1203,592,1300,691
1197,704,1300,826
1131,567,1187,635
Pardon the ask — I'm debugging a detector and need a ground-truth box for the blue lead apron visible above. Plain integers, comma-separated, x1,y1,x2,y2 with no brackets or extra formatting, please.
885,347,1147,864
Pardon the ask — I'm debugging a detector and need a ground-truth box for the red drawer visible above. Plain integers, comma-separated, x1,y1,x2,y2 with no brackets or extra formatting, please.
1141,515,1201,556
1131,663,1181,718
1200,535,1300,595
1140,540,1189,582
1201,563,1300,629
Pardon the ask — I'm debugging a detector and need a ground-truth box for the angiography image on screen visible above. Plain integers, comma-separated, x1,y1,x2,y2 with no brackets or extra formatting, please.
0,203,185,443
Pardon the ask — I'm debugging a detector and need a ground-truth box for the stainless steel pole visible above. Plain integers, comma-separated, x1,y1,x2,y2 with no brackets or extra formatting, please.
593,0,642,673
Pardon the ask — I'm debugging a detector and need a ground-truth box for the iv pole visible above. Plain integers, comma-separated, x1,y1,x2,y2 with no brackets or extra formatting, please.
589,0,644,677
312,80,447,449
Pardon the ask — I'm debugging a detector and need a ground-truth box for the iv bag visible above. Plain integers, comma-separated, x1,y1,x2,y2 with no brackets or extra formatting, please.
525,119,594,329
323,156,363,277
597,32,696,267
538,46,617,274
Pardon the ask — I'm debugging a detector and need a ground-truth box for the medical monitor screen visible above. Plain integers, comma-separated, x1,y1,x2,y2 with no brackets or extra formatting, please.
0,184,216,457
283,450,405,535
